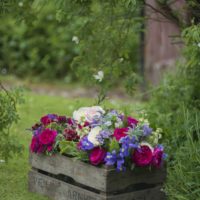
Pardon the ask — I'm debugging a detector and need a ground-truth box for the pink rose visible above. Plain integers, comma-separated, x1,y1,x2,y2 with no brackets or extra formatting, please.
30,136,39,153
151,147,163,168
89,147,107,166
127,116,138,127
132,145,153,167
113,128,129,141
39,129,57,145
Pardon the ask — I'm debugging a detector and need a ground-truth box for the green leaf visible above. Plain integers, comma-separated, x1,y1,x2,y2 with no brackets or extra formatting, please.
109,138,120,152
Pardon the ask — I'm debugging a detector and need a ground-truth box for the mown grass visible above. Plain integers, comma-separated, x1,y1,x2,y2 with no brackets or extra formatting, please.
0,92,142,200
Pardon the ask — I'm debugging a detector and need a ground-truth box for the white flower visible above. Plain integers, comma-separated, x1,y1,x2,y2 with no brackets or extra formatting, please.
88,126,102,146
0,160,5,164
119,57,124,62
72,36,79,44
93,71,104,82
198,43,200,48
18,2,23,7
73,106,105,123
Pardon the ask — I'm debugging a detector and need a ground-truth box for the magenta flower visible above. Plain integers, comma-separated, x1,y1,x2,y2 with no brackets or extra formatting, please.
58,116,67,123
30,136,39,153
127,116,138,127
89,147,107,166
113,128,129,141
40,116,52,126
152,146,164,168
47,145,53,152
132,145,153,167
39,129,57,145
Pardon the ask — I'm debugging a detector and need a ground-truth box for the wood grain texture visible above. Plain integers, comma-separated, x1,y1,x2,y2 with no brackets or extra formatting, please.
28,169,166,200
29,153,166,193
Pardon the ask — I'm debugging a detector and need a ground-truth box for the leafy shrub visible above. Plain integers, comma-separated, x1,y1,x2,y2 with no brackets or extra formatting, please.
0,1,141,94
146,24,200,199
0,5,80,80
0,84,23,161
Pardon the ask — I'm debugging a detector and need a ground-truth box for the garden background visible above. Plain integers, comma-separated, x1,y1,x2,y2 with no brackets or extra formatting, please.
0,1,200,200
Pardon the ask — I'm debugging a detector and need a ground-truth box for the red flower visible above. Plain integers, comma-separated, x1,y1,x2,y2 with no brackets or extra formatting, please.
67,118,74,125
47,145,53,152
89,147,107,166
151,147,163,168
58,116,67,123
63,128,79,141
113,128,129,141
127,116,138,127
132,145,153,167
30,136,39,153
40,116,52,126
39,129,57,145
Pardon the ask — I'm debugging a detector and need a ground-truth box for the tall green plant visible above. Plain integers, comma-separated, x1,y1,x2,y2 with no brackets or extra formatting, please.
0,83,23,161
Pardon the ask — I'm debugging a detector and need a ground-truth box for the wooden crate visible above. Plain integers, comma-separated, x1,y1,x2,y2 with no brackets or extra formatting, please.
28,153,166,200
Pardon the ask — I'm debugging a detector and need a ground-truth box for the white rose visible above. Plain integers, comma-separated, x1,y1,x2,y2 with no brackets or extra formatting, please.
88,126,102,146
73,106,105,123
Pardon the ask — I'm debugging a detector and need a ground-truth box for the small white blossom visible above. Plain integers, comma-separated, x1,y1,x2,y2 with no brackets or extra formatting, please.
119,57,124,62
0,160,5,164
72,36,79,44
198,43,200,48
93,71,104,82
18,2,24,7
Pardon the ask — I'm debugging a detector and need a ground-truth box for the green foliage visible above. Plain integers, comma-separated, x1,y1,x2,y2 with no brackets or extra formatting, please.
0,0,141,96
165,114,200,200
0,3,81,80
146,24,200,199
108,138,120,152
0,84,23,161
59,140,89,162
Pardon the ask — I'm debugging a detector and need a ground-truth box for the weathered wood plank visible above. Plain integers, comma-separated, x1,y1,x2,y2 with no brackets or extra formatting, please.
29,153,107,192
28,169,166,200
29,153,166,193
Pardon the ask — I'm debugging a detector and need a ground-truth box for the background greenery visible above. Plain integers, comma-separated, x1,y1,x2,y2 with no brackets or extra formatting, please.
0,0,200,199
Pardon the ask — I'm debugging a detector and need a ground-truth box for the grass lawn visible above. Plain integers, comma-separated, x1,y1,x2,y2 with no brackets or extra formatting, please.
0,92,142,200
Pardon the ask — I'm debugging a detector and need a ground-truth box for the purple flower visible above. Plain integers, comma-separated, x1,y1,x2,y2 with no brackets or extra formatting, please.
96,130,113,145
143,125,152,136
105,150,126,171
47,114,58,120
119,136,138,157
79,136,94,151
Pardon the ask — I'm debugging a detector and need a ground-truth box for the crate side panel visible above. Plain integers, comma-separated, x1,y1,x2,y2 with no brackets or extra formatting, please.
106,185,166,200
106,167,166,192
30,153,107,192
28,169,105,200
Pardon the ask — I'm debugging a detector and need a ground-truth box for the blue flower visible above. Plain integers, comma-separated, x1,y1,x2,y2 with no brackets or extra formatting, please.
105,150,126,171
80,136,94,151
119,136,138,157
143,125,152,136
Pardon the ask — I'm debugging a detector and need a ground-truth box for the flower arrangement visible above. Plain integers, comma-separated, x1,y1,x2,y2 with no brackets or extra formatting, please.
30,106,166,171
